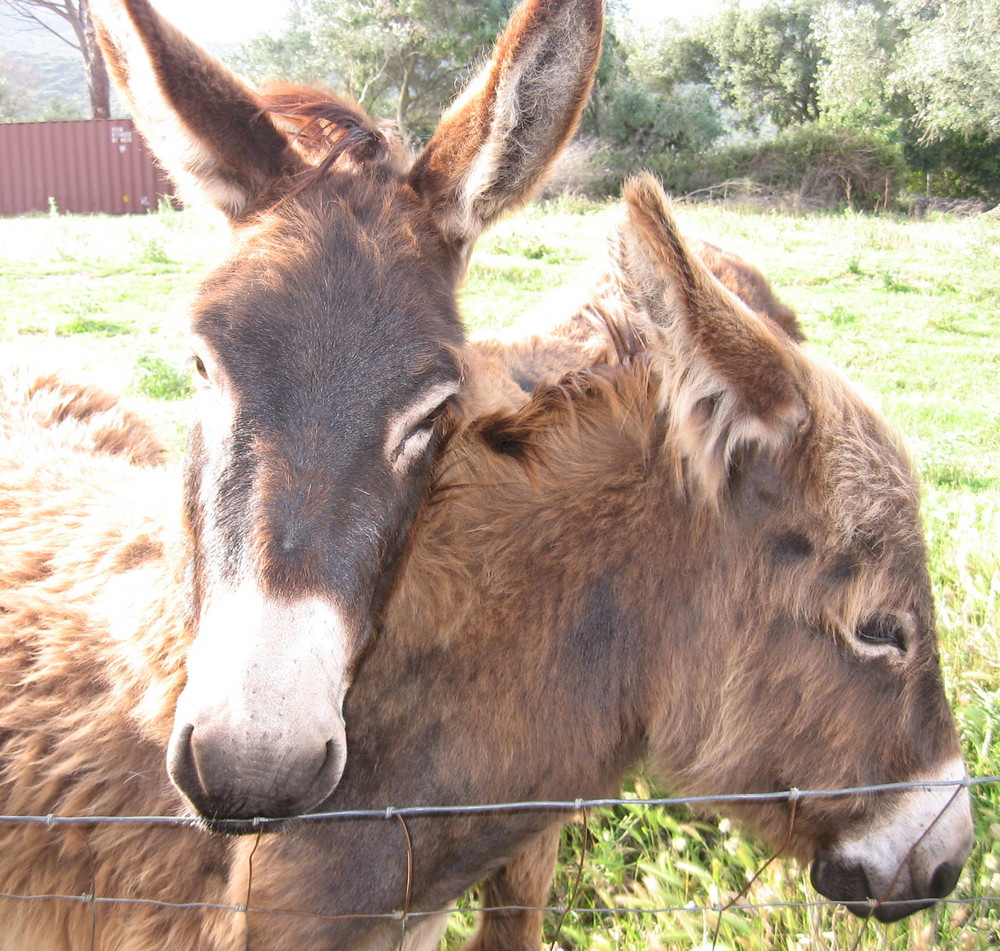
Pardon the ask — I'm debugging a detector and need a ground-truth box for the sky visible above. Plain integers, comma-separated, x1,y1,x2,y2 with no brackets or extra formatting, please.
151,0,707,45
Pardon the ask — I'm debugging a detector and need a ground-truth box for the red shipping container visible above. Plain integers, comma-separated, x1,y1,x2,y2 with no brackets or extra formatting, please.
0,118,174,216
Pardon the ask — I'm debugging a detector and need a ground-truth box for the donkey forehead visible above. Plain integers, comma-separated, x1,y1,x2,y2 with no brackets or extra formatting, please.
791,356,921,540
202,177,462,329
191,188,464,404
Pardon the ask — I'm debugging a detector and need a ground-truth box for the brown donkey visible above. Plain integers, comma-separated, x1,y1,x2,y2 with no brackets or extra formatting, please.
0,177,973,950
84,0,603,824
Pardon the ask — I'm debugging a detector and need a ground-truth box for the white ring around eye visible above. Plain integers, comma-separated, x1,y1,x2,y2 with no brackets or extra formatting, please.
852,611,916,661
384,383,458,469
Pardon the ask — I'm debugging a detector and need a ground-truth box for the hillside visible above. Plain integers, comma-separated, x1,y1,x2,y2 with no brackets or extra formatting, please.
0,10,236,121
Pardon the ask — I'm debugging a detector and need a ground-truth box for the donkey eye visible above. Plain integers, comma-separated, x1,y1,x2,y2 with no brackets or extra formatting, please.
856,615,907,652
387,390,457,467
389,403,449,466
192,354,209,380
416,399,452,431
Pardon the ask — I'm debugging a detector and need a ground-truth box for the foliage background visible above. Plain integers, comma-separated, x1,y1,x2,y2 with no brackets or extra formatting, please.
3,0,1000,205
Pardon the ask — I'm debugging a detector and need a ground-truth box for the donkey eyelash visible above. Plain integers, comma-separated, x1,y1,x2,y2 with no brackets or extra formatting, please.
389,429,433,467
853,612,914,655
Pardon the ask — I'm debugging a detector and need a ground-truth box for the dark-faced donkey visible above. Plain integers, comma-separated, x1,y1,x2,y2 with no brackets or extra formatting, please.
82,0,604,825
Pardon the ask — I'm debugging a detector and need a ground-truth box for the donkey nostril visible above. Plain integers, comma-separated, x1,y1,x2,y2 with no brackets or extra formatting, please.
810,851,874,916
302,737,346,808
168,719,345,820
929,861,961,899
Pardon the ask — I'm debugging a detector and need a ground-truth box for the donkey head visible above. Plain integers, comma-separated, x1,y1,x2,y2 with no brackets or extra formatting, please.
614,175,973,920
91,0,602,824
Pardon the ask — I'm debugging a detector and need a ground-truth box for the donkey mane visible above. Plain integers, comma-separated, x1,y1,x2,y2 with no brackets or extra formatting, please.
465,297,652,462
260,84,404,187
468,357,658,471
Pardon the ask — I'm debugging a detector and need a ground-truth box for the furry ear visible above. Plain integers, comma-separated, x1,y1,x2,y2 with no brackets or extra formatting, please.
91,0,304,218
614,174,808,494
410,0,603,248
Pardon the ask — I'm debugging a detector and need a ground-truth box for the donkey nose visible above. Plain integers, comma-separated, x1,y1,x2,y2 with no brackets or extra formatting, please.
810,846,969,923
809,763,973,922
167,722,345,825
929,860,963,899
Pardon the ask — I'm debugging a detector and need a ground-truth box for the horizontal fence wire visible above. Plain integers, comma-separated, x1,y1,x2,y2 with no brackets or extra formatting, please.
0,776,997,927
0,892,999,918
2,775,997,829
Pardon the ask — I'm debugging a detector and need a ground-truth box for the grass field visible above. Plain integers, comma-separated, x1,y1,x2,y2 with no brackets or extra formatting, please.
0,198,997,950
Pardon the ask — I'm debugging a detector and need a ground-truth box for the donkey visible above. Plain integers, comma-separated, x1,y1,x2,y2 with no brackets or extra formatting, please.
0,176,973,951
83,0,604,824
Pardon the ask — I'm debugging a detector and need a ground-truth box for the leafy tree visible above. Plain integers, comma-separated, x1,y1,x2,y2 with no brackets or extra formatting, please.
602,81,723,157
0,0,110,118
694,0,825,130
583,18,726,148
237,0,513,140
0,54,39,120
577,20,725,195
894,0,1000,141
814,0,904,127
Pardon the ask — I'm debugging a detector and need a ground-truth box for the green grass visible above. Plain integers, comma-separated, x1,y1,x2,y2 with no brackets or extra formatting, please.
1,200,997,950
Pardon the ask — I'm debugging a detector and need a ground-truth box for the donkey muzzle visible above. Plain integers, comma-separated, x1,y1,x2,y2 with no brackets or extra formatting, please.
809,760,974,921
168,588,357,824
810,850,964,922
167,720,346,828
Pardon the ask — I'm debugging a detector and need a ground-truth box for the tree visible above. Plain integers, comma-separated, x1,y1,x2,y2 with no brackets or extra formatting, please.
0,0,110,118
694,0,825,130
602,81,724,156
572,20,725,195
0,55,39,121
894,0,1000,141
814,0,904,127
237,0,513,140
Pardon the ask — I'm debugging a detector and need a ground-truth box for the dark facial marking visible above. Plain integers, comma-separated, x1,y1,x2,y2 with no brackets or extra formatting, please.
774,532,813,563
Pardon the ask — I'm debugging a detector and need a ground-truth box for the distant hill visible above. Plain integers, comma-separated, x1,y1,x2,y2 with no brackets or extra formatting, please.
1,9,92,120
1,10,241,122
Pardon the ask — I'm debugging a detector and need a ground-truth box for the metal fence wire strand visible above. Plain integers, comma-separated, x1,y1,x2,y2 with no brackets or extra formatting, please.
709,787,801,951
0,776,996,934
3,775,994,829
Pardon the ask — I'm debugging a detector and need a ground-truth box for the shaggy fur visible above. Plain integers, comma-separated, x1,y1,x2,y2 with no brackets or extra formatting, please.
0,177,970,950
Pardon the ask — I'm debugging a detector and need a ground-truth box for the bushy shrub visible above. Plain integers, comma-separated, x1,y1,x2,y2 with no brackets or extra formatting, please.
540,138,615,199
904,131,1000,202
589,148,737,200
562,125,907,209
716,125,908,210
576,81,727,198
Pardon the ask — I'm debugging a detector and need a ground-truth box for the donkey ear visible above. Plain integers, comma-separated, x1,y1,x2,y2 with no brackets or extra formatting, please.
91,0,302,218
409,0,603,247
615,174,808,491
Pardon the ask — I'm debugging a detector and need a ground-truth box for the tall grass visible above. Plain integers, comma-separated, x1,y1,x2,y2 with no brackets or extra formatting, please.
1,199,997,949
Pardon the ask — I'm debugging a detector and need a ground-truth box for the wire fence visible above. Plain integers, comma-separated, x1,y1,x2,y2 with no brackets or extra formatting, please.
1,775,998,944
